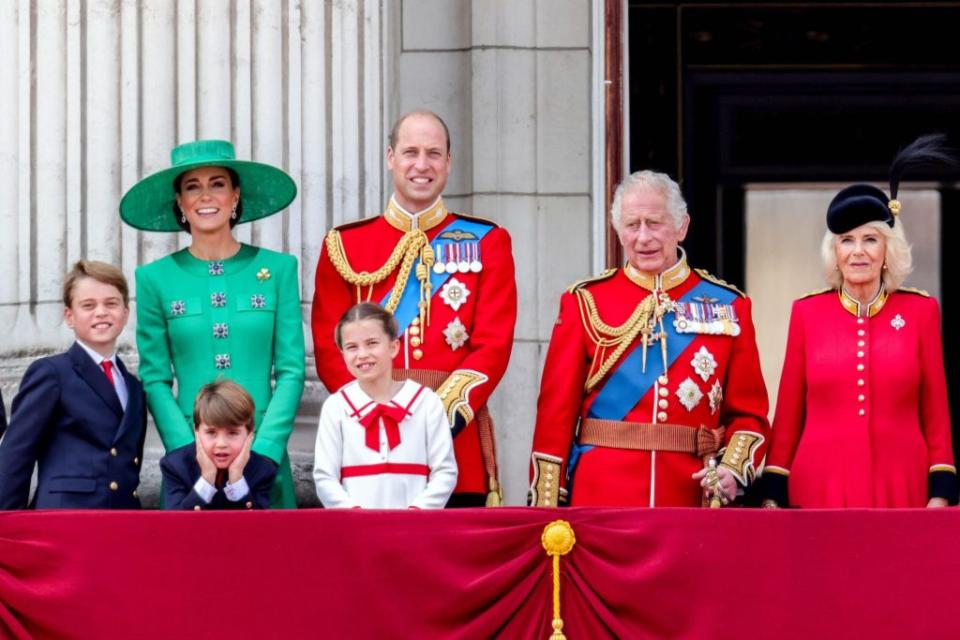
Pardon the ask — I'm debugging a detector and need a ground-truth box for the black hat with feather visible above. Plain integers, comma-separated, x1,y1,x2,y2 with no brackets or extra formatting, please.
826,134,956,234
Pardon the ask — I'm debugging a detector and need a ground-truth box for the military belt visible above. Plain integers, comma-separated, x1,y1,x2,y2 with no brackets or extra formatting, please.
579,419,725,457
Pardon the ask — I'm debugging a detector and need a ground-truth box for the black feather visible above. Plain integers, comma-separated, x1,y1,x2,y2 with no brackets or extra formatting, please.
889,133,957,199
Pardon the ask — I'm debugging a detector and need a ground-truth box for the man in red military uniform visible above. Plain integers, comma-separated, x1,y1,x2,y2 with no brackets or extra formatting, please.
312,110,517,507
529,170,769,507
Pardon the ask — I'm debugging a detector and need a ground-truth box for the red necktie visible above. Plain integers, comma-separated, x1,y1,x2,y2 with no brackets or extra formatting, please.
101,360,115,385
359,403,408,452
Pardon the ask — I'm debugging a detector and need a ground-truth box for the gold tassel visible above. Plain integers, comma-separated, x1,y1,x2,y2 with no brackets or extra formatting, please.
485,476,502,507
541,520,576,640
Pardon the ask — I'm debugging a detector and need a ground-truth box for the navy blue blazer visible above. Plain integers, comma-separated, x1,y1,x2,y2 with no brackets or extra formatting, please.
0,389,6,439
0,343,146,509
160,443,276,510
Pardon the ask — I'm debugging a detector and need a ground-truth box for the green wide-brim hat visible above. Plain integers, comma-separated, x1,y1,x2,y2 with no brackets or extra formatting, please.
119,139,297,232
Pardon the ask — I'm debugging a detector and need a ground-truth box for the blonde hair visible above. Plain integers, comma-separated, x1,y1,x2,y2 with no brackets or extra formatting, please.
821,219,912,292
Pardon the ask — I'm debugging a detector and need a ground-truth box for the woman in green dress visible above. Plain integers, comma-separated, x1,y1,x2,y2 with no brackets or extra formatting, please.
120,140,305,508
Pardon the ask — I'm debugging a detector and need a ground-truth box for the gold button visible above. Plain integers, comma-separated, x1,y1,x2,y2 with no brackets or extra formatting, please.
857,379,865,386
857,340,865,347
658,375,669,385
411,317,420,326
857,330,865,337
657,411,668,422
134,457,139,465
408,326,421,336
858,408,865,416
658,399,669,409
857,351,864,358
245,501,253,509
658,387,669,397
857,364,865,371
110,448,118,456
858,394,865,402
132,490,138,498
410,336,422,347
412,348,423,360
109,481,118,491
194,505,202,511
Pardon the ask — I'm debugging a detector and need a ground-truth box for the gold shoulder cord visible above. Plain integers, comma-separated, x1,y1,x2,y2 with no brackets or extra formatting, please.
325,229,436,327
575,288,655,392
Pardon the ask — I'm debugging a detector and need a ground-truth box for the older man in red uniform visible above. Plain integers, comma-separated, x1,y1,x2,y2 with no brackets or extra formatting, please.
529,170,769,507
312,110,517,507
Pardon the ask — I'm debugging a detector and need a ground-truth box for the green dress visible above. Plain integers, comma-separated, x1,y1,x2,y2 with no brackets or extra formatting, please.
136,244,305,508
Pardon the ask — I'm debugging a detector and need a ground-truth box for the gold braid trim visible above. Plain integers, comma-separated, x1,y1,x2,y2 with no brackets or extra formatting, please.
576,288,656,392
325,228,428,314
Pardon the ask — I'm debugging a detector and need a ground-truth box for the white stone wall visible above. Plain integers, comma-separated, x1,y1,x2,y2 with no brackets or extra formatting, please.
0,1,603,506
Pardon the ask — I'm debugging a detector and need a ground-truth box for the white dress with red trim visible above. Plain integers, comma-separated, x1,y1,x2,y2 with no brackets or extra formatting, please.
313,379,458,509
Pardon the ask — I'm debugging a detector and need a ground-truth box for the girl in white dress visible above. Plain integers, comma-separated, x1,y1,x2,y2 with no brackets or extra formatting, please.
313,303,457,508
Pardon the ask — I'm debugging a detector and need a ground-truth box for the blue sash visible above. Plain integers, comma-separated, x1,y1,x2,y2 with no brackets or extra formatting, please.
380,218,494,335
587,280,736,421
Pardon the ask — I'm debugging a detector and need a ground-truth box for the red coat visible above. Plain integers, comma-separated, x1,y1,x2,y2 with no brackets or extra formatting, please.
311,198,517,496
530,256,770,507
765,289,956,507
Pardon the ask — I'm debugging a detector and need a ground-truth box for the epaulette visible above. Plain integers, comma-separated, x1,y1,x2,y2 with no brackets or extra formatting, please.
450,211,501,228
567,268,618,294
798,287,833,300
332,215,380,232
898,286,930,297
694,269,746,298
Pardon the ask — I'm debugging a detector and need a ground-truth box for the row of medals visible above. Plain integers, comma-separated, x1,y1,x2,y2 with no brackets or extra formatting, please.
431,242,483,274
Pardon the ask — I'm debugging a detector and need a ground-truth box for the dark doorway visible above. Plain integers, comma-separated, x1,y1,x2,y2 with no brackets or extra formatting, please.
627,1,960,472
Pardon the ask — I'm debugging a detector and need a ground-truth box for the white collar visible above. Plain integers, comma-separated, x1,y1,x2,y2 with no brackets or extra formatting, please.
75,340,118,369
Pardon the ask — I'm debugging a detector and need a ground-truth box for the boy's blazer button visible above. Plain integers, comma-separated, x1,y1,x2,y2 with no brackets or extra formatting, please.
110,448,118,456
132,490,138,498
194,505,202,511
109,481,118,491
134,457,139,465
245,502,253,509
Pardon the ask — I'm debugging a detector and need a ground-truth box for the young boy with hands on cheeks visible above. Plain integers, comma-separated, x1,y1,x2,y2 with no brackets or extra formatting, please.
160,380,276,510
313,303,457,509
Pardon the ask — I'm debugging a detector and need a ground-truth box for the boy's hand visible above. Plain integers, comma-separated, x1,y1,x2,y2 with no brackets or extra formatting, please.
195,439,217,486
228,431,254,485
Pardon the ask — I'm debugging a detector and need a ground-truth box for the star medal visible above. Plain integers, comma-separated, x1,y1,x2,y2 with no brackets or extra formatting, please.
439,277,471,311
443,317,470,350
691,346,718,382
676,377,703,412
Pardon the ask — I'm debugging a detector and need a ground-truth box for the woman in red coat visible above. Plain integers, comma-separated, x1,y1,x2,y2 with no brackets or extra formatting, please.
763,136,958,508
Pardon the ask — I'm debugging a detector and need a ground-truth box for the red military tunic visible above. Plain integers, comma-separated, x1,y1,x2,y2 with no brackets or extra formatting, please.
529,254,770,507
765,288,957,507
312,196,517,498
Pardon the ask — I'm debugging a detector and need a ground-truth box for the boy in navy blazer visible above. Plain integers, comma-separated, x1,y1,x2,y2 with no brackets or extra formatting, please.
160,380,276,510
0,261,146,509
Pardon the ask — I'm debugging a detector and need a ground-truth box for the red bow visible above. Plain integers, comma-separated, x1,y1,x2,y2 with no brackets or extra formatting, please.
359,403,408,452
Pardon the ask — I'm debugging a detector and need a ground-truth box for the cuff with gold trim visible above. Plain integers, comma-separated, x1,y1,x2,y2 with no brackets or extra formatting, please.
529,452,567,507
929,464,958,505
718,431,765,486
436,369,489,427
